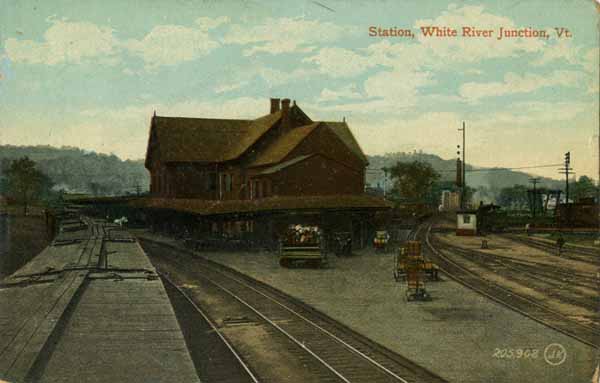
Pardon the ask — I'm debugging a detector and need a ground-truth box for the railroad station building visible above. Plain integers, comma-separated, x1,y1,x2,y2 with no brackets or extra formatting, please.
134,98,391,248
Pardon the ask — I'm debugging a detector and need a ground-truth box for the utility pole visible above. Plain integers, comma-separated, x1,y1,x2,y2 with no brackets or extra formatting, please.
458,122,466,209
558,152,572,228
529,178,539,219
382,168,388,199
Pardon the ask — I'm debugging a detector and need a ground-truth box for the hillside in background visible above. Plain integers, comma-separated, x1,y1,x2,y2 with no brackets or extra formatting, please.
0,145,149,195
367,152,564,202
0,145,564,201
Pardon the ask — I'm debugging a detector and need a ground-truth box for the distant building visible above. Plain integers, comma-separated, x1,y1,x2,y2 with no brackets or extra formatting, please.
456,210,477,236
556,199,599,227
440,190,461,211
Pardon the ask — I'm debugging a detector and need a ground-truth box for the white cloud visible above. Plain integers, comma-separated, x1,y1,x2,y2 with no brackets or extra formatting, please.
363,69,435,109
303,47,376,78
582,48,599,94
123,24,220,68
4,20,119,65
4,16,229,69
317,84,362,102
459,70,585,103
214,82,248,94
195,16,229,30
532,39,580,67
223,17,356,56
582,48,599,73
214,65,318,93
480,101,588,125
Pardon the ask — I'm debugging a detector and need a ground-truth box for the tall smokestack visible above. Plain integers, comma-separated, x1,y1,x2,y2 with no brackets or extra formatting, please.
270,98,280,114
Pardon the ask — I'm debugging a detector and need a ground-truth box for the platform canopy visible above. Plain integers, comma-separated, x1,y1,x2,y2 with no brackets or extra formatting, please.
129,194,392,217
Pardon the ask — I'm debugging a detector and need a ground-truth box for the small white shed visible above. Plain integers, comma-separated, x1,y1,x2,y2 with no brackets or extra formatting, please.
456,210,477,236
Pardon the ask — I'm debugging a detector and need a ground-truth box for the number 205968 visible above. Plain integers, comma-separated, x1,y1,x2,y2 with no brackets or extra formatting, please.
492,348,539,359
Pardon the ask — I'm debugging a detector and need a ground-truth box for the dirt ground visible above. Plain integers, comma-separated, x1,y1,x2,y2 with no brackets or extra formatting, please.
434,232,596,276
530,232,600,248
0,206,51,279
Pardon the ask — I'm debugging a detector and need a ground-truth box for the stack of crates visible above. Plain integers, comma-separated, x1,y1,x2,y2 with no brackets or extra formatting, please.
404,241,431,301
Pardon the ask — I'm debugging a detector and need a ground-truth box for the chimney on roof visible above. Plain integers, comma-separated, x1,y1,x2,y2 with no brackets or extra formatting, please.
270,98,281,114
281,98,291,131
281,98,291,113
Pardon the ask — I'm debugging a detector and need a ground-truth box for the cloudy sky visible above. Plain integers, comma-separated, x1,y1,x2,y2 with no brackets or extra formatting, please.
0,0,598,179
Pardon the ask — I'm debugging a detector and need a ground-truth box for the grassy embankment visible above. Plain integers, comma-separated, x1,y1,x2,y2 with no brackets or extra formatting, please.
0,205,51,279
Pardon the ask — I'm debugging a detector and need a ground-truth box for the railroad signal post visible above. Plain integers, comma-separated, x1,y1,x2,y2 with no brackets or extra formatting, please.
558,152,573,228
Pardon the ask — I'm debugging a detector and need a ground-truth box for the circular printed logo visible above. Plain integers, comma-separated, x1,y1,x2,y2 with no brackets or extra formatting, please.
544,343,567,366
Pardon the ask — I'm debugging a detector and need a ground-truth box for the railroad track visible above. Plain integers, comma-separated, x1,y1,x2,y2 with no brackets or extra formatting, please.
421,225,599,349
160,273,259,383
430,239,598,313
504,234,598,265
434,239,597,287
140,238,447,383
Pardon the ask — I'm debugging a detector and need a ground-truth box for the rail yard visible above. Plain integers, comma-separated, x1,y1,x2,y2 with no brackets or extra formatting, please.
1,203,597,383
131,220,597,383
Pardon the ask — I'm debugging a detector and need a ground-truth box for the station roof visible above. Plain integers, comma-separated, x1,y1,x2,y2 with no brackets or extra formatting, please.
249,122,321,167
145,100,368,169
258,154,314,175
147,112,281,166
130,194,392,217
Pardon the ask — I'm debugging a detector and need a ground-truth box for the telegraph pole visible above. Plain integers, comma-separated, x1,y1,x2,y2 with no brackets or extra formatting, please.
382,168,388,199
529,177,539,219
458,122,466,209
558,152,572,228
561,152,571,203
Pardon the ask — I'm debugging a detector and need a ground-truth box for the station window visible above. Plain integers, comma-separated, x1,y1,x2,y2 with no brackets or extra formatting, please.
463,215,471,224
224,174,233,192
255,180,262,199
207,172,217,191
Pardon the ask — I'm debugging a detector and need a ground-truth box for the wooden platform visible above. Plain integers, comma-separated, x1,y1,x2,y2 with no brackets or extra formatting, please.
0,219,200,382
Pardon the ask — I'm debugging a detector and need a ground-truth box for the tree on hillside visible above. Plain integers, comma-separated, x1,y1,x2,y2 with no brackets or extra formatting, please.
386,161,440,204
2,157,53,215
497,185,529,210
571,176,597,202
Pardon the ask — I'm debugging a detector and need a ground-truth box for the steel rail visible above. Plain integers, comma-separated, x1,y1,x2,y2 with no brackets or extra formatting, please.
436,240,597,287
424,225,599,348
202,263,411,383
505,234,598,262
159,272,260,383
189,269,354,383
